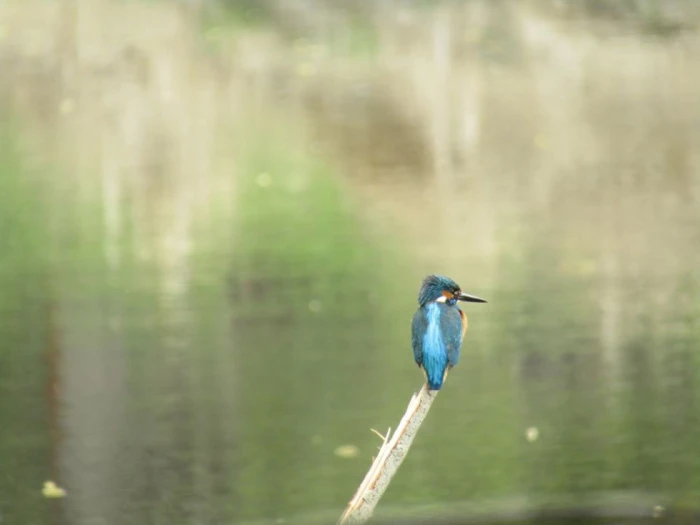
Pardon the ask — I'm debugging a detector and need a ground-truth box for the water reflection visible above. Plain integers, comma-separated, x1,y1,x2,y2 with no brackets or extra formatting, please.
1,1,700,524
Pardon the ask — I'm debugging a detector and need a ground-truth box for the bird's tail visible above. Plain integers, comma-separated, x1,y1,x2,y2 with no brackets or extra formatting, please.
425,366,446,391
427,378,443,390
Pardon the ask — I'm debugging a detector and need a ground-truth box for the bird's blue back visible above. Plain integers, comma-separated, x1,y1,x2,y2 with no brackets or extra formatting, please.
411,302,464,390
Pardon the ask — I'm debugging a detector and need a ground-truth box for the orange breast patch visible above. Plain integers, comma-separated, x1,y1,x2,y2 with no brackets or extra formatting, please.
459,309,468,338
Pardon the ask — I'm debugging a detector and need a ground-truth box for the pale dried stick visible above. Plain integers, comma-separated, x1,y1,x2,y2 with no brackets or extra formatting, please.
337,384,437,524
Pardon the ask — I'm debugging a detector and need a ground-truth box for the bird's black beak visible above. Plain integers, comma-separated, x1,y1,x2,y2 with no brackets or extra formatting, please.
457,292,487,303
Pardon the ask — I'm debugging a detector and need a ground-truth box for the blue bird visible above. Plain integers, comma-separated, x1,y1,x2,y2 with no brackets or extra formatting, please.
412,275,487,390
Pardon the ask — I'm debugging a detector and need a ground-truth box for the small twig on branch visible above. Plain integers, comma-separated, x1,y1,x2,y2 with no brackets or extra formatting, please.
369,428,390,442
337,383,437,525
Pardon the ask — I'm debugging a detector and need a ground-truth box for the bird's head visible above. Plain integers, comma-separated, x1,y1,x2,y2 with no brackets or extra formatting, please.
417,274,487,307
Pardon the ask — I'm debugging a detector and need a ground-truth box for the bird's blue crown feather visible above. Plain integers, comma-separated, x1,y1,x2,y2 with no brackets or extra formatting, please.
417,274,460,306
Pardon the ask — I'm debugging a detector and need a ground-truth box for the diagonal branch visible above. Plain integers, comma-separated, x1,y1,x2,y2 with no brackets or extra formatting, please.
338,384,437,524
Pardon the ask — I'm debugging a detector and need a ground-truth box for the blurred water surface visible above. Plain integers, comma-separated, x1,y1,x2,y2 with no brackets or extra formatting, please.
1,1,700,524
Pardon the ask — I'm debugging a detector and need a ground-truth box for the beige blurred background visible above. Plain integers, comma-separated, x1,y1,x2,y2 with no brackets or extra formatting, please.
1,1,700,524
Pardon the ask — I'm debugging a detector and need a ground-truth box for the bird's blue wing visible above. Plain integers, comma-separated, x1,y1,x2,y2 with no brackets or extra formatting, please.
442,307,465,366
411,308,428,367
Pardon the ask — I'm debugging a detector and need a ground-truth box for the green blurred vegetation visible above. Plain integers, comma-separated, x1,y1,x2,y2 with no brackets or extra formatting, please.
213,0,700,36
0,122,51,523
205,0,380,58
226,111,398,519
2,0,700,522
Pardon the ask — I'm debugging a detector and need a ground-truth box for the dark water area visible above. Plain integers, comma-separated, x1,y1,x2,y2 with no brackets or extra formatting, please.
2,1,700,524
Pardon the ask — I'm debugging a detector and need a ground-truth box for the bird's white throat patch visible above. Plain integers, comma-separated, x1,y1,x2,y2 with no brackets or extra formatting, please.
435,295,448,303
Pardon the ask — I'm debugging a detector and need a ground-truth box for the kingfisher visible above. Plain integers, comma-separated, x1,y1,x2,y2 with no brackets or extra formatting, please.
412,275,487,390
